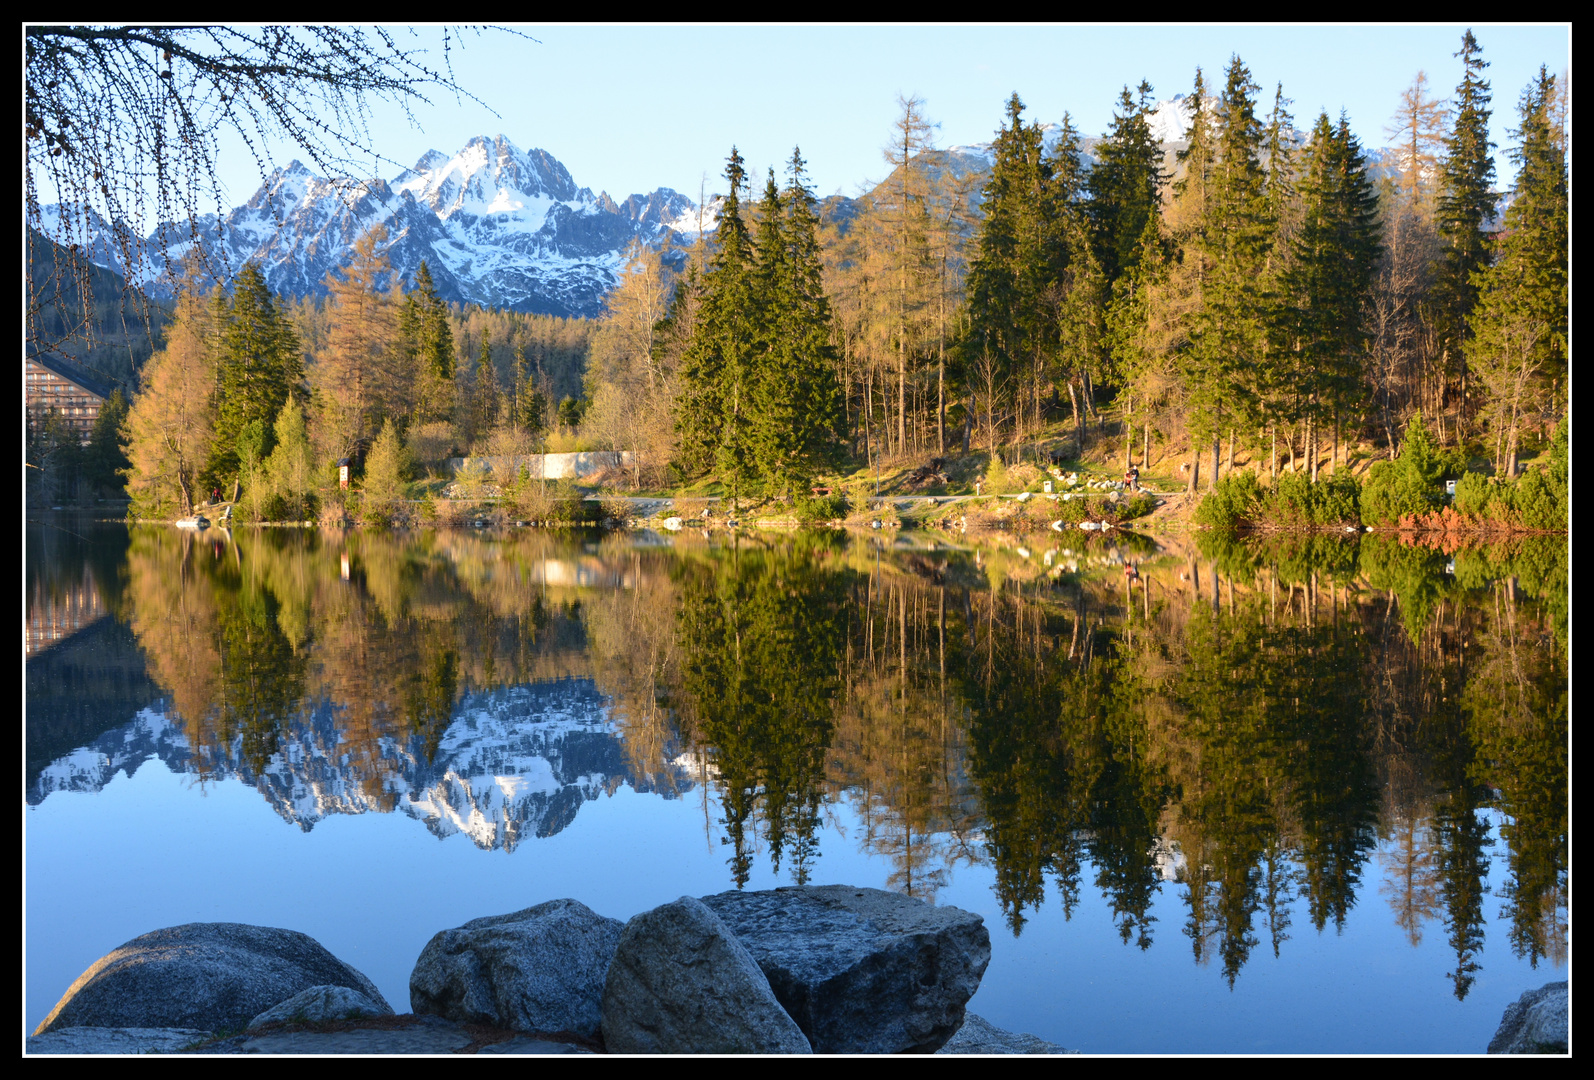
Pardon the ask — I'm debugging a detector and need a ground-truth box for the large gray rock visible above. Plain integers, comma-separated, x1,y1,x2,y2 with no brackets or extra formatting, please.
936,1012,1072,1054
33,923,389,1037
410,898,624,1039
27,1027,213,1054
1488,981,1569,1053
247,984,393,1030
601,896,812,1054
700,885,990,1054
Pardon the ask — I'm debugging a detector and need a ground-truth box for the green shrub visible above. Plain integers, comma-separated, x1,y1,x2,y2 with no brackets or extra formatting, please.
1116,492,1158,521
1194,471,1262,527
1053,494,1091,524
983,456,1013,494
1313,470,1362,525
1515,420,1568,530
795,491,847,523
1452,471,1494,516
847,483,872,516
1513,469,1561,530
1359,413,1455,525
1196,468,1359,529
1271,471,1314,525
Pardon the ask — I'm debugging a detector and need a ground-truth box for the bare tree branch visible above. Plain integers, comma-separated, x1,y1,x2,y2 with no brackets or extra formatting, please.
25,23,533,358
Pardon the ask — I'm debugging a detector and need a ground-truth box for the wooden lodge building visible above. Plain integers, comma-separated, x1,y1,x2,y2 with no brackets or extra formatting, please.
25,350,115,443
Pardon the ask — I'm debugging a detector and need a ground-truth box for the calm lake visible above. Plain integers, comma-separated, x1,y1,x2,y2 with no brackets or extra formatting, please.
24,517,1567,1053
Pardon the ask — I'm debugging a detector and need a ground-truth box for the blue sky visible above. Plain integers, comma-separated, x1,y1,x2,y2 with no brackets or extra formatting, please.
148,24,1581,210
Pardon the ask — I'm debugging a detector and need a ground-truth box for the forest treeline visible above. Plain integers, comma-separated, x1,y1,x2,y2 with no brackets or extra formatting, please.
54,31,1565,522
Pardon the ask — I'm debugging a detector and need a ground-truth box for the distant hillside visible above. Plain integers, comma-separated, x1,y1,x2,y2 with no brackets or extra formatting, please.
27,229,170,390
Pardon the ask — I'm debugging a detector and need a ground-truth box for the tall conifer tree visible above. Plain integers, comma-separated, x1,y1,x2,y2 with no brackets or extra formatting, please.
210,261,301,491
1433,29,1498,422
1186,57,1274,488
1466,67,1567,476
964,94,1067,454
403,260,455,426
766,149,844,493
676,148,758,504
1088,81,1164,286
1284,112,1380,476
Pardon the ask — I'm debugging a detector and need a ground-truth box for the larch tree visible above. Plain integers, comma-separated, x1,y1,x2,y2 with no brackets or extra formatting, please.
1164,67,1213,492
878,93,938,456
1107,216,1174,470
585,237,678,485
25,24,514,359
1385,71,1450,213
316,224,397,464
123,285,220,515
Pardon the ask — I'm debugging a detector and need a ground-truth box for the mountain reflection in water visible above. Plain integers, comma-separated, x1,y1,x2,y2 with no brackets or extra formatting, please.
28,681,694,850
25,521,1567,1046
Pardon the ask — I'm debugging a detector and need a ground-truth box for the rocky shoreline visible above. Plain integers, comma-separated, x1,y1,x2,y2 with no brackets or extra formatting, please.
29,885,1070,1056
28,885,1566,1055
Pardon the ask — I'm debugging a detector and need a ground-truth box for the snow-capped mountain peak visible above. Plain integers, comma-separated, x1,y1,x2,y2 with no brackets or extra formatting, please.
48,135,699,318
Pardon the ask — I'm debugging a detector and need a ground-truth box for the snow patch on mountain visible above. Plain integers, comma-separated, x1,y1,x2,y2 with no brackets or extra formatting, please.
1146,95,1194,145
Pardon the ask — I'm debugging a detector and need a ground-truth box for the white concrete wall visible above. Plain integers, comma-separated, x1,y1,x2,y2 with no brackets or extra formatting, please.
447,451,634,480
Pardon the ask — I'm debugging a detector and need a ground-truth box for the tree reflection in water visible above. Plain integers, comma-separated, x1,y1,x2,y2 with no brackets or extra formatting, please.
102,524,1565,991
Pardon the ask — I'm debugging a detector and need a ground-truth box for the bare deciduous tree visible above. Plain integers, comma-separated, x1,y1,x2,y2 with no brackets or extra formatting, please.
25,24,523,355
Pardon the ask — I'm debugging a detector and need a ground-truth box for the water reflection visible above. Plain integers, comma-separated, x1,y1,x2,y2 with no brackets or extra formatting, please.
28,682,691,849
25,522,1566,995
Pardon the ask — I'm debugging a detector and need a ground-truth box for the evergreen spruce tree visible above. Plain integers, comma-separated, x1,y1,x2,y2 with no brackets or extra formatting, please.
1186,57,1275,489
510,341,547,440
1284,112,1380,477
473,334,501,438
210,261,301,495
751,149,843,496
83,386,130,496
1466,67,1568,477
404,260,456,426
675,148,759,506
748,168,792,494
1088,81,1165,286
1433,30,1498,420
1261,82,1300,270
963,93,1066,454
